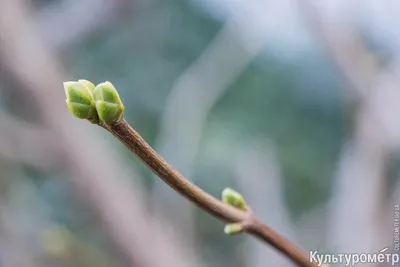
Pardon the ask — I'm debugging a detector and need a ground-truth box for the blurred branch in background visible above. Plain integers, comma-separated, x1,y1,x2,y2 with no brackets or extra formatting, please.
236,142,297,267
35,0,130,49
298,0,396,255
330,139,387,254
296,0,380,99
0,1,202,267
0,113,61,170
152,9,273,247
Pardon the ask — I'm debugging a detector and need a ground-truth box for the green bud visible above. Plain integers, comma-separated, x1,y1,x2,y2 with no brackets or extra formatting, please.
78,79,95,94
64,81,98,123
93,81,124,124
221,187,248,211
224,223,243,235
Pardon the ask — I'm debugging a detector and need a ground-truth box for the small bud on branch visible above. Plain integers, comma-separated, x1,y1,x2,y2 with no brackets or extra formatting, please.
221,187,248,211
224,223,243,235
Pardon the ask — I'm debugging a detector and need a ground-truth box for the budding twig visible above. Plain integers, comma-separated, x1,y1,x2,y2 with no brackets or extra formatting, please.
64,80,317,267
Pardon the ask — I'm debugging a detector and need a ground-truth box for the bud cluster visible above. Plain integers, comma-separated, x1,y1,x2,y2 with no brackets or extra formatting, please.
221,187,249,235
64,80,124,125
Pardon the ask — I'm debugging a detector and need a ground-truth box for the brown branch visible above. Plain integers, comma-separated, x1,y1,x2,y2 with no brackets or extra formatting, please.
101,118,316,267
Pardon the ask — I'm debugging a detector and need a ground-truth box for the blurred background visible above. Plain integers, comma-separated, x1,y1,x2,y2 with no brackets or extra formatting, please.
0,0,399,266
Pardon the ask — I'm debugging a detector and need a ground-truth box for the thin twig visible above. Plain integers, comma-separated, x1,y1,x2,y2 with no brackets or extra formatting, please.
102,118,316,267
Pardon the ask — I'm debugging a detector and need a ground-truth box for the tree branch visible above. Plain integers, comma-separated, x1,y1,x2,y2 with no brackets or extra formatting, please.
101,118,316,267
35,0,128,50
0,112,61,169
296,0,379,98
